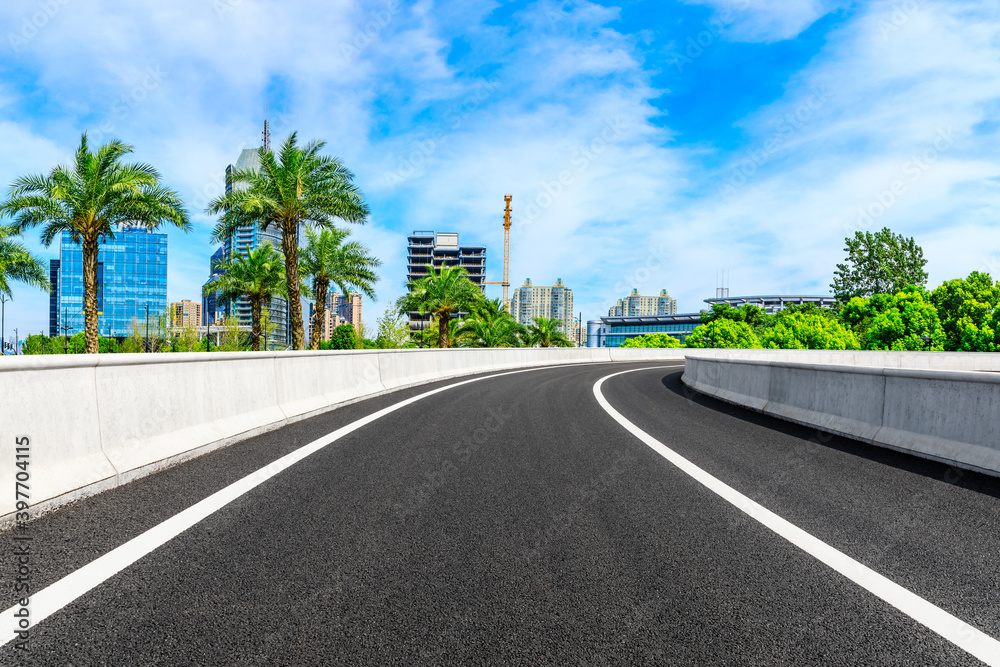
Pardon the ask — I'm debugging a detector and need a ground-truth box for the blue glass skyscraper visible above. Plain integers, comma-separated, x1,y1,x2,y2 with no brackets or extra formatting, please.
48,228,168,337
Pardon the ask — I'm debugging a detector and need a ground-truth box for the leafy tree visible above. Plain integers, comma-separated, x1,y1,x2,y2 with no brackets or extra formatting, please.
0,224,49,297
526,317,573,348
702,302,766,327
203,244,288,351
0,134,189,353
930,271,1000,351
375,307,412,349
456,298,526,348
208,133,369,350
620,332,682,348
174,324,204,353
326,323,357,350
758,309,858,350
840,286,943,350
300,226,380,350
396,265,484,348
686,319,761,348
831,227,927,303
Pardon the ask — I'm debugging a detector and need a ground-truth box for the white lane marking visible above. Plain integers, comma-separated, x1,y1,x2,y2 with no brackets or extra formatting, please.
0,362,610,648
595,366,1000,667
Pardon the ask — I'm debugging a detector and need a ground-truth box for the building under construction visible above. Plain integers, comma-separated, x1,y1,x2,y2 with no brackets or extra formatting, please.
405,231,486,335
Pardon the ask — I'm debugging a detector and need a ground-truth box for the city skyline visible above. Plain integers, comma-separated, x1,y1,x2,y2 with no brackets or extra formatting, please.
2,1,999,340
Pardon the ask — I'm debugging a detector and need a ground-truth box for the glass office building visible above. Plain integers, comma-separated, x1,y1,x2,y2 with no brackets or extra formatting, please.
48,228,168,337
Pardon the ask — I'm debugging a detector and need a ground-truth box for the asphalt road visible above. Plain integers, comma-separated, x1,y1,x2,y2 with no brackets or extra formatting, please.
3,361,1000,665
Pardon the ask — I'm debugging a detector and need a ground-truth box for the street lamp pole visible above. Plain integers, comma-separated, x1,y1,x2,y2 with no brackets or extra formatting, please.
145,304,150,353
1,294,7,353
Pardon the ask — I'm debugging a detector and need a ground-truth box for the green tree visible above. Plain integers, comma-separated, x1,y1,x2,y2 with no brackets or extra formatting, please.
620,332,682,348
831,227,927,303
202,244,288,352
686,319,761,348
526,317,573,348
840,286,943,350
758,309,858,350
930,271,1000,351
0,134,189,353
456,298,526,348
300,226,380,350
396,265,484,348
174,324,204,353
0,225,49,298
208,133,369,350
375,307,412,349
701,302,766,327
324,323,357,350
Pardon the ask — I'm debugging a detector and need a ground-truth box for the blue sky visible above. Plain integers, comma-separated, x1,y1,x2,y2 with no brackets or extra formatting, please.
2,0,1000,338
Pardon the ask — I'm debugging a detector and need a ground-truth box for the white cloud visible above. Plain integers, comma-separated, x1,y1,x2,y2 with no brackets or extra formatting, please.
684,0,849,42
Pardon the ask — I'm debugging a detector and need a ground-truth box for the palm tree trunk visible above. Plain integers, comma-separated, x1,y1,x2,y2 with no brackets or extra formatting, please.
82,234,100,354
310,278,328,351
250,295,262,352
281,220,305,350
439,312,450,348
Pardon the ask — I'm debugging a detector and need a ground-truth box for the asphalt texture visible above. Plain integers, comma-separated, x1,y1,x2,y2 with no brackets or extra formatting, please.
2,361,1000,665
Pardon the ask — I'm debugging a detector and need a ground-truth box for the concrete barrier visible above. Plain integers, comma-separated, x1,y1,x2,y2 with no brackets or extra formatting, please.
682,351,1000,477
0,346,673,524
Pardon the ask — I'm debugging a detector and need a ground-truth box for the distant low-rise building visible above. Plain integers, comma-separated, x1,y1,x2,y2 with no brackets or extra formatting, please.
171,300,202,328
609,289,677,317
703,294,835,315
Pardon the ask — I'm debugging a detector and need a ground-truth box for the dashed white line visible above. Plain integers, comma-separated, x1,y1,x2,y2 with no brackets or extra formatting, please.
594,366,1000,666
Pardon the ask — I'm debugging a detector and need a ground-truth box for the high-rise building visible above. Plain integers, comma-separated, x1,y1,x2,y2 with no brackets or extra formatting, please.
405,231,486,333
205,144,290,347
609,289,677,317
201,247,225,326
510,278,574,340
48,228,168,337
171,300,202,327
309,291,362,341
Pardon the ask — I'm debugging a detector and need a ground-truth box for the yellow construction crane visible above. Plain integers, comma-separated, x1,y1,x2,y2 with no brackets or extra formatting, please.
485,194,513,311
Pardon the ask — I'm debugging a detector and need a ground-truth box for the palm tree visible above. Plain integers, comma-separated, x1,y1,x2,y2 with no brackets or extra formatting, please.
456,298,526,347
203,244,287,352
0,225,49,297
300,226,380,350
527,316,573,348
207,133,369,350
0,134,189,353
396,265,484,348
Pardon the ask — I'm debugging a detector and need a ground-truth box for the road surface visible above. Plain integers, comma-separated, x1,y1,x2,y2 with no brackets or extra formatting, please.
2,362,999,665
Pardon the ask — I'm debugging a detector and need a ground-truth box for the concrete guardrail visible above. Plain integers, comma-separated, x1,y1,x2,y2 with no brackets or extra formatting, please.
0,347,685,524
682,351,1000,477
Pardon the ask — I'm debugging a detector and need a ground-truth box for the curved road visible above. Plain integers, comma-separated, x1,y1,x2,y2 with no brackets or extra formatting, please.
3,362,1000,665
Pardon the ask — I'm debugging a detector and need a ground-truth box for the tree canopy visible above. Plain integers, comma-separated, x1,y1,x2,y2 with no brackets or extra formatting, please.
620,333,682,348
831,227,927,303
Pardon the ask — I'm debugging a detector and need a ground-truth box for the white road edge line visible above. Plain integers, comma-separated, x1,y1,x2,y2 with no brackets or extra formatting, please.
0,361,623,648
595,366,1000,667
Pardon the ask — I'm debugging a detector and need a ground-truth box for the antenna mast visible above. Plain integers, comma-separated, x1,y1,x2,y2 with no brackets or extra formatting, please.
262,102,271,151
